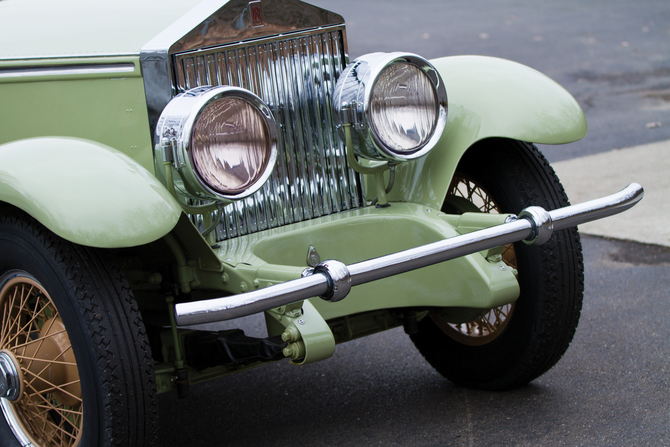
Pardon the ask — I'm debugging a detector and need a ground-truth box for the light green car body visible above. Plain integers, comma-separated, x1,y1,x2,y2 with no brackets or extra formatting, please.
0,0,586,385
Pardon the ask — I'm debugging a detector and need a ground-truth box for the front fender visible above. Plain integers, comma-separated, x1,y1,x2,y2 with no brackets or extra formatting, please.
389,55,587,209
0,137,182,248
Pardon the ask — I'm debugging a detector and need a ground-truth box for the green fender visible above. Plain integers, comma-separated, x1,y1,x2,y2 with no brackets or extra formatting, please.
0,137,182,248
388,55,588,209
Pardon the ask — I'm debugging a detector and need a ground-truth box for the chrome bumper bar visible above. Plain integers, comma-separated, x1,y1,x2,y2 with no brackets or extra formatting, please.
175,183,644,326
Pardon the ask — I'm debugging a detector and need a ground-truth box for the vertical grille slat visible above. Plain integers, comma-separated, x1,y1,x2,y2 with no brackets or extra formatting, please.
266,42,291,228
174,28,362,241
291,38,313,221
308,34,333,215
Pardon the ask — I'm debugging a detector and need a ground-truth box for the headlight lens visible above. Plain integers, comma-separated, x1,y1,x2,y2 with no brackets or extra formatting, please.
154,86,277,202
333,52,447,162
191,97,272,196
369,62,438,153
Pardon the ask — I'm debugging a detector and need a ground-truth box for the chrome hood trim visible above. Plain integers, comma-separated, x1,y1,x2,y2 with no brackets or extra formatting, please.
140,0,345,135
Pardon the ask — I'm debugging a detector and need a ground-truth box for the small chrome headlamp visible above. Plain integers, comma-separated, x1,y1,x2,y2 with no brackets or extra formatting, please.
333,52,448,162
155,86,277,202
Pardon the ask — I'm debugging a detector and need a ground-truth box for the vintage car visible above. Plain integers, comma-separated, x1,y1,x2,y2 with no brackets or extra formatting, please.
0,0,643,445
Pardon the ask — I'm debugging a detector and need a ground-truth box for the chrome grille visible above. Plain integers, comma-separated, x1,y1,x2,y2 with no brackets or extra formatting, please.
173,27,363,240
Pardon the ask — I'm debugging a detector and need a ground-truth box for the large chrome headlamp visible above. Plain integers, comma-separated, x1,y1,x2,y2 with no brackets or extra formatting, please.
155,86,277,202
333,52,448,162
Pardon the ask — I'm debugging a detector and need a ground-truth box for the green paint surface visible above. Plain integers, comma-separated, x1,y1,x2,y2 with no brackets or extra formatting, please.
215,203,519,318
384,55,587,210
0,0,202,59
0,137,181,248
0,66,156,172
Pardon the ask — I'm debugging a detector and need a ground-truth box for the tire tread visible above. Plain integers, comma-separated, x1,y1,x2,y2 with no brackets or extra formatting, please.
411,139,584,390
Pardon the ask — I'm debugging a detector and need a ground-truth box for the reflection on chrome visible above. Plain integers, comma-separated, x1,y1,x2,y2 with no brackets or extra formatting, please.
175,183,644,325
174,27,363,241
332,52,448,162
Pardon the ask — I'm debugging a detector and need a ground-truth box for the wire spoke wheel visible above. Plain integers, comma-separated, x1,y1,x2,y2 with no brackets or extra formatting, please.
0,273,83,447
437,174,516,346
0,208,158,447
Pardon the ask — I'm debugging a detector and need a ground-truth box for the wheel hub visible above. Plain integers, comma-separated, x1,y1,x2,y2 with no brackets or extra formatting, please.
0,351,21,402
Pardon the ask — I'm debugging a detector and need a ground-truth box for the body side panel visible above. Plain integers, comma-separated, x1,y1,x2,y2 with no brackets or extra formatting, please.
0,64,156,172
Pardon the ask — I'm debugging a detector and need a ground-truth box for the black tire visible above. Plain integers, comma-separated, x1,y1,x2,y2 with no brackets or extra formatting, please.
0,206,158,446
410,138,584,390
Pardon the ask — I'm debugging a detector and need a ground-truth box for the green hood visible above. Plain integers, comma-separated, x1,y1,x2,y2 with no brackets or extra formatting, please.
0,0,202,60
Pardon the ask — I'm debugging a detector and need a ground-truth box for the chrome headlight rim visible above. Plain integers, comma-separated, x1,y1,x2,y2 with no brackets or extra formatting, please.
334,52,448,162
155,85,278,202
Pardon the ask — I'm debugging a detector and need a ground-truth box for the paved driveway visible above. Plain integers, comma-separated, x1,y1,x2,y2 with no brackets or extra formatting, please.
158,236,670,446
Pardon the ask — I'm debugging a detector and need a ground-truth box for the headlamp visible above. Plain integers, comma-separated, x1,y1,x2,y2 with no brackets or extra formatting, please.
333,52,448,162
155,86,277,202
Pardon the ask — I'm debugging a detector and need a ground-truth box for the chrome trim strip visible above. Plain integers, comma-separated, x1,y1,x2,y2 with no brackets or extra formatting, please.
550,183,644,231
141,0,228,56
173,25,348,59
179,273,331,324
0,52,140,61
0,63,135,78
175,183,644,325
140,0,241,140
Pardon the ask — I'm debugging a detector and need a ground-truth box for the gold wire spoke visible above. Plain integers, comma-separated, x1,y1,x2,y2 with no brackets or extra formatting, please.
4,293,52,349
0,299,13,346
23,315,58,373
441,176,517,345
32,405,78,438
15,354,77,366
1,284,29,347
22,339,72,389
10,328,69,351
21,388,82,437
14,362,82,447
22,372,83,404
0,276,83,447
33,403,83,416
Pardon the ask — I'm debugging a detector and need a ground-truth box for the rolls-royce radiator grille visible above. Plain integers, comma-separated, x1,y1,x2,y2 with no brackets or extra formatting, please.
173,27,363,241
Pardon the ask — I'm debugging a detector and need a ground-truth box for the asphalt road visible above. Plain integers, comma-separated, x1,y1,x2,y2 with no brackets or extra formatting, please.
157,236,670,446
157,1,670,445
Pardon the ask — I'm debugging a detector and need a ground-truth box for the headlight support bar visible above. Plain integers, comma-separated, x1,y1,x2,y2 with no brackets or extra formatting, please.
174,183,643,326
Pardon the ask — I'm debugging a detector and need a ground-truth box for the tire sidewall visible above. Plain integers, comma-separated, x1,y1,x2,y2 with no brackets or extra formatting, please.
447,153,553,376
412,139,583,389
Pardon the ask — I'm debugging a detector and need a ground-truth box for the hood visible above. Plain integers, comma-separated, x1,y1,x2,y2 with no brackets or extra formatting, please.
0,0,344,61
0,0,202,60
